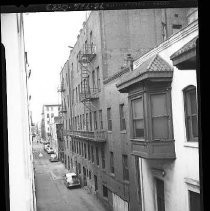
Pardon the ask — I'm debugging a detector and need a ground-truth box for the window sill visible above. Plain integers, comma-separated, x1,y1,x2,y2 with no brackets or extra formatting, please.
120,130,127,134
122,180,130,185
184,142,198,148
107,131,112,133
109,173,115,178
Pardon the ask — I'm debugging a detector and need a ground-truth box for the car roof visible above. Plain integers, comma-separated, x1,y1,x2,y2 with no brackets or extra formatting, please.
65,172,76,177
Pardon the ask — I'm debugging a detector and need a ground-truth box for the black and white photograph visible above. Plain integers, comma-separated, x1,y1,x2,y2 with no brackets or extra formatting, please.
1,2,201,211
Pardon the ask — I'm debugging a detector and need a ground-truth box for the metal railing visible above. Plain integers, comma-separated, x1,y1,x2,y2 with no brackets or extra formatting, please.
65,129,107,142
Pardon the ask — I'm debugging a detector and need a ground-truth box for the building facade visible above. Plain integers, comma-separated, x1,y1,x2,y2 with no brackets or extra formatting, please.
50,116,63,157
1,13,37,211
41,104,61,141
59,9,191,211
117,8,200,211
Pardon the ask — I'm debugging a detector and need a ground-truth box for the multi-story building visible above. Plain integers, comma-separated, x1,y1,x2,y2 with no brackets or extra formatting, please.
59,9,190,211
1,13,37,211
117,8,200,211
41,104,61,141
50,116,63,157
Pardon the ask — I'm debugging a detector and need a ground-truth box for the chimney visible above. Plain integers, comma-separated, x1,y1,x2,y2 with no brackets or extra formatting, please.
126,54,134,71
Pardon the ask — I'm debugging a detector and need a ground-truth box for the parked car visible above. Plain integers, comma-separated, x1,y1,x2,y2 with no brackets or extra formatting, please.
44,144,50,151
49,154,59,162
46,147,54,154
64,172,81,189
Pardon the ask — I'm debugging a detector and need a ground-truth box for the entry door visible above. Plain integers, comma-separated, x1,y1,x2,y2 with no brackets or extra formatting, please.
156,178,165,211
112,193,128,211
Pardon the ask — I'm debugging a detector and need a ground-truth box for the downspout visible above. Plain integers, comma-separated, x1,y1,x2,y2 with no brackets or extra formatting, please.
140,158,145,211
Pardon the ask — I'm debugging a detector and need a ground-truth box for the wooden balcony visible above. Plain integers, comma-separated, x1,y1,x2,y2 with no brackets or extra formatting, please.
130,139,176,159
64,129,107,143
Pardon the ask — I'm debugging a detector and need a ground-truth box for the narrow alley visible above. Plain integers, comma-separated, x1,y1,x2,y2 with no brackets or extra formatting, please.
33,142,110,211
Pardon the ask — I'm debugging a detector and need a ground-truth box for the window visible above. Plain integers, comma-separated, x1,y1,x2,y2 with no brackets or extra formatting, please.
110,152,114,174
80,115,82,130
51,107,53,111
96,146,99,165
88,144,90,160
89,171,91,179
92,70,96,89
89,112,93,131
94,175,98,191
122,155,129,181
96,66,101,90
79,142,81,155
107,108,112,131
156,178,165,211
94,111,98,130
119,104,126,131
99,110,103,130
76,87,78,103
51,113,54,118
86,113,89,131
101,147,105,169
103,185,108,198
91,145,94,163
47,113,49,118
82,114,85,130
78,84,80,101
131,98,144,138
189,191,200,211
184,86,198,142
151,93,169,140
84,143,87,159
47,107,49,111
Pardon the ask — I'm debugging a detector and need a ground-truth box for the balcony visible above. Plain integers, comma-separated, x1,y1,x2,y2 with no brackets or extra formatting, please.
130,139,176,159
79,88,99,102
64,129,107,143
78,44,96,63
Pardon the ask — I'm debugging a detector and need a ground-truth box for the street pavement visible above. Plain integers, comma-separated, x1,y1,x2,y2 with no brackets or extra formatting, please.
33,142,109,211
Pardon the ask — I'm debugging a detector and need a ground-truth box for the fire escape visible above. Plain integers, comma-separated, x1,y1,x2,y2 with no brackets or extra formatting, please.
57,79,67,158
68,43,107,142
78,43,98,110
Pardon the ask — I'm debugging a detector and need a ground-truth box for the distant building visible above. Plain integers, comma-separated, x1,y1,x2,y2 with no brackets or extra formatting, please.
41,104,61,140
49,116,63,157
59,9,190,211
117,8,199,211
1,13,36,211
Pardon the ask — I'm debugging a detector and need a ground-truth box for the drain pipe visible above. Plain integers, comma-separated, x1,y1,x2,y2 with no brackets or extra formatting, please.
140,158,145,211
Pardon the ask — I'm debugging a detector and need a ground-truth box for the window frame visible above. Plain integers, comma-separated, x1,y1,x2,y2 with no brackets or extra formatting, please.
129,87,173,142
107,107,112,131
122,154,129,181
110,151,115,174
119,104,126,131
183,85,198,142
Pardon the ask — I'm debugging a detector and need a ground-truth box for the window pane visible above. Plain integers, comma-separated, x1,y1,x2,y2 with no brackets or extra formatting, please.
132,98,143,119
189,191,200,211
192,116,198,137
190,91,197,114
134,120,144,138
152,117,168,139
151,94,167,116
